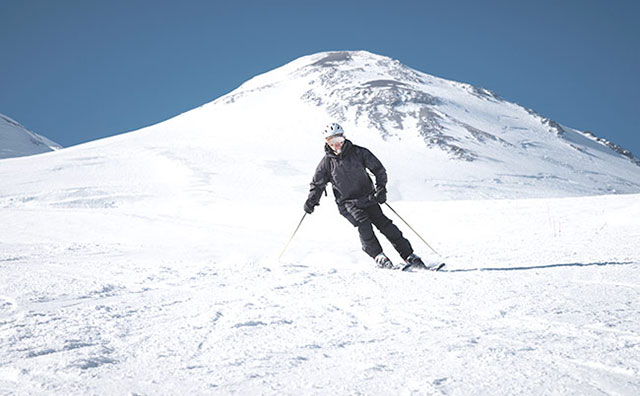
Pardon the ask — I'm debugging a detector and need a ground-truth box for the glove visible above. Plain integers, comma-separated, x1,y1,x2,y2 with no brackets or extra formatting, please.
304,199,315,214
372,187,387,204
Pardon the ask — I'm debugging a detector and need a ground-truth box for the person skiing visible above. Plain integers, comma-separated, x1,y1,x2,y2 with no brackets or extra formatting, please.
304,122,434,270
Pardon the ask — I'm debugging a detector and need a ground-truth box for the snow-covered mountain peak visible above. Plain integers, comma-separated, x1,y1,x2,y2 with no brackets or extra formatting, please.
2,51,640,206
232,50,427,96
0,113,61,159
222,51,639,171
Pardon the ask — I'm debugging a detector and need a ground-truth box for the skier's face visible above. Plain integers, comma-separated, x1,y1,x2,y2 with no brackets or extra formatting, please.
327,134,345,153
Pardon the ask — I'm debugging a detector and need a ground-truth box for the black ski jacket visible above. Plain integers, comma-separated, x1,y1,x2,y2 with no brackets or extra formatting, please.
306,140,387,223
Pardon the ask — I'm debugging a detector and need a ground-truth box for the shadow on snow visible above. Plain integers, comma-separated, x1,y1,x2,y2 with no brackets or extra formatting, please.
445,261,636,273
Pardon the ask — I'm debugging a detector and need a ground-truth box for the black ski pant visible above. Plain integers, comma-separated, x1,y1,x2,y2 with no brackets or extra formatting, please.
341,202,413,259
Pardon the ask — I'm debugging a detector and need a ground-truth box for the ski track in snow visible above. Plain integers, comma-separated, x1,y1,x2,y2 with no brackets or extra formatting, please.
1,196,640,395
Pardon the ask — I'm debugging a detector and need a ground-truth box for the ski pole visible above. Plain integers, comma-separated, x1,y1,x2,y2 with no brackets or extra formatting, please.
279,213,307,260
384,202,441,257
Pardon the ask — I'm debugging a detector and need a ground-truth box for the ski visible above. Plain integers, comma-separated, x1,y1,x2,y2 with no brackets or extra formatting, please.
401,261,446,272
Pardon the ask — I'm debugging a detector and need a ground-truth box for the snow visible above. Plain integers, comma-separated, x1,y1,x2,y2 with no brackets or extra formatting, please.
0,114,61,159
1,195,639,395
1,50,639,394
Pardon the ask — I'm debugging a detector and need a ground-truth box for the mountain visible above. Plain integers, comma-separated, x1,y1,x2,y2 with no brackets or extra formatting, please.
0,113,61,159
219,50,640,199
1,51,639,395
1,50,638,209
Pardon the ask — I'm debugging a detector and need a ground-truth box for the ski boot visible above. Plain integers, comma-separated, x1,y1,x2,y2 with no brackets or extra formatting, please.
402,253,445,271
374,252,394,270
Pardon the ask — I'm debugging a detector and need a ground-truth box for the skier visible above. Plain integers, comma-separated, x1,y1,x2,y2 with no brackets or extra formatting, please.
304,122,434,270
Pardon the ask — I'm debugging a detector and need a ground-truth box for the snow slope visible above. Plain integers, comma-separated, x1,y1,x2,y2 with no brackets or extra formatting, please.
0,114,61,159
1,194,638,395
1,51,639,395
1,50,640,206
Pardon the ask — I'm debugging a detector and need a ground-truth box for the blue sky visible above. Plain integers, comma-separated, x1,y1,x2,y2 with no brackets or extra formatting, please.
1,0,639,155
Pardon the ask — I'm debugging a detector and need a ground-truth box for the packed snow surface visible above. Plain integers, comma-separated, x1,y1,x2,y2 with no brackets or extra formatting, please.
1,194,639,395
1,51,639,395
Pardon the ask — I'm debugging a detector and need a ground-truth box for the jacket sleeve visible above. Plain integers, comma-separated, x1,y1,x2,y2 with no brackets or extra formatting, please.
362,148,387,190
307,158,330,206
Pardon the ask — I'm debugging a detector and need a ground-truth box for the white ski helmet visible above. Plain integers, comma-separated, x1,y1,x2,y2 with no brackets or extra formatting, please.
323,122,344,139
